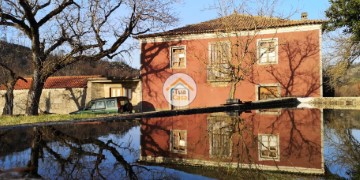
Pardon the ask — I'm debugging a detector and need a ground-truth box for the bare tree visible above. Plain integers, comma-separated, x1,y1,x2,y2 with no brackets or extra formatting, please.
201,0,297,101
324,110,360,179
323,33,360,88
188,0,325,102
0,0,178,115
0,42,29,115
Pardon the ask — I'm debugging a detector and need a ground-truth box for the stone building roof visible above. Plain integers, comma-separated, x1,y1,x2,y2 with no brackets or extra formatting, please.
136,13,325,39
1,76,101,90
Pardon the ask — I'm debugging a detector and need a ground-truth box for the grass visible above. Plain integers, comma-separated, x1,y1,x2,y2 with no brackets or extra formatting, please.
0,113,115,127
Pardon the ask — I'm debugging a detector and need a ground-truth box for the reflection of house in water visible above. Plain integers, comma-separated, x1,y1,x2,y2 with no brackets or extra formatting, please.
140,109,324,174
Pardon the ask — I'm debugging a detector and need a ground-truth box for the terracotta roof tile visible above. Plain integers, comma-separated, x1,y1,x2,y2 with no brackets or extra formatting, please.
1,76,101,90
137,14,326,39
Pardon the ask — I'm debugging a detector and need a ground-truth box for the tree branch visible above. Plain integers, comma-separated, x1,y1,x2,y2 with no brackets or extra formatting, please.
38,0,77,27
33,0,51,15
0,13,31,37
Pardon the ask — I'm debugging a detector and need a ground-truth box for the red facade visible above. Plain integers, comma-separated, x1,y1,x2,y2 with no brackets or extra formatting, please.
139,15,323,111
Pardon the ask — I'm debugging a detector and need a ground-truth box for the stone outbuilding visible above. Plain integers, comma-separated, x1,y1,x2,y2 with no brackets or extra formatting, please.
0,76,141,114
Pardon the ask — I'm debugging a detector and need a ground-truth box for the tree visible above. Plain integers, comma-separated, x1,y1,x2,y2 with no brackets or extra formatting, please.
325,110,360,179
0,0,178,115
325,0,360,42
0,42,29,115
324,0,360,89
202,0,304,101
0,61,27,115
322,33,360,90
200,0,267,100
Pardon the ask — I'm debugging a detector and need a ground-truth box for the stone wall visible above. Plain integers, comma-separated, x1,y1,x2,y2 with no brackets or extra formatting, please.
0,88,87,114
131,81,142,112
88,82,105,101
0,80,142,114
298,97,360,110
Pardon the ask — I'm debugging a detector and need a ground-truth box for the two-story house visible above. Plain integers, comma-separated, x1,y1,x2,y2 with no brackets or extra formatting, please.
137,13,324,111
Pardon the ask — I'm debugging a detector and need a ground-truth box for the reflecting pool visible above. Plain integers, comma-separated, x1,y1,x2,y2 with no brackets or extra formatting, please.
0,108,359,179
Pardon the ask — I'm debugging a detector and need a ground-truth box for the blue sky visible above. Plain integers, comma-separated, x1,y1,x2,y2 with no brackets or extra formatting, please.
176,0,329,27
129,0,331,68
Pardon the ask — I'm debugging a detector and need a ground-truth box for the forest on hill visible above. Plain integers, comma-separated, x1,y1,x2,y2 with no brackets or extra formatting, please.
0,41,139,81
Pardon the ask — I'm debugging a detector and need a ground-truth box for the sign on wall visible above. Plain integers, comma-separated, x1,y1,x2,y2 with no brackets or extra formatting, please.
163,73,197,107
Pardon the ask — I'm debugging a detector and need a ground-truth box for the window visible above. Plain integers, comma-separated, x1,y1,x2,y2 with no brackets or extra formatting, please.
208,115,232,158
258,39,278,64
170,130,187,154
258,134,279,160
208,41,231,81
110,87,123,97
106,99,117,108
256,85,281,114
90,100,105,109
110,87,132,99
170,46,186,68
88,101,96,109
257,85,280,100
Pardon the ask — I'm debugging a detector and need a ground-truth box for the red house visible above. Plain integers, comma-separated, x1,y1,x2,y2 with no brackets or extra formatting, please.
137,13,324,111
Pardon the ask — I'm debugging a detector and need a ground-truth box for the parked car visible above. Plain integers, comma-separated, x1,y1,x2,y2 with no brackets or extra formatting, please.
70,97,133,114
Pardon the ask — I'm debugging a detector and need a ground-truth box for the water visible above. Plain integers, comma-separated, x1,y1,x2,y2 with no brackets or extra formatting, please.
0,108,359,179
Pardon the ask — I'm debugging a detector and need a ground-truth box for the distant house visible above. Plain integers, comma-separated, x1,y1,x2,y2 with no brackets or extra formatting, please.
137,13,325,111
0,76,141,114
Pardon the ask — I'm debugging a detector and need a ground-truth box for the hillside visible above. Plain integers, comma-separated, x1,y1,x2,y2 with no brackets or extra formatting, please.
55,60,139,79
0,41,139,79
0,41,33,76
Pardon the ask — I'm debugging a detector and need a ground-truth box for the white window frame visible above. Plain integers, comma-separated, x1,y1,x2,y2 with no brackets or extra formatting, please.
258,134,280,161
170,46,186,69
257,38,278,65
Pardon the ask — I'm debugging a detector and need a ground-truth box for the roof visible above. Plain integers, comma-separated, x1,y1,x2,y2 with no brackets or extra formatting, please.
136,13,325,39
1,76,101,90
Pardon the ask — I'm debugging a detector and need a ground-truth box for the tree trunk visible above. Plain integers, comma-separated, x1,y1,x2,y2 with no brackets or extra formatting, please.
229,81,237,100
26,71,45,115
2,83,15,115
2,77,18,115
28,127,41,178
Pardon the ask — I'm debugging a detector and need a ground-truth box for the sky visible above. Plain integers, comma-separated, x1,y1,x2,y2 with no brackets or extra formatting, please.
129,0,331,68
1,0,331,69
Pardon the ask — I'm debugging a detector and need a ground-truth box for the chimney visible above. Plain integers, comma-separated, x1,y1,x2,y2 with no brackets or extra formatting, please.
301,12,308,20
